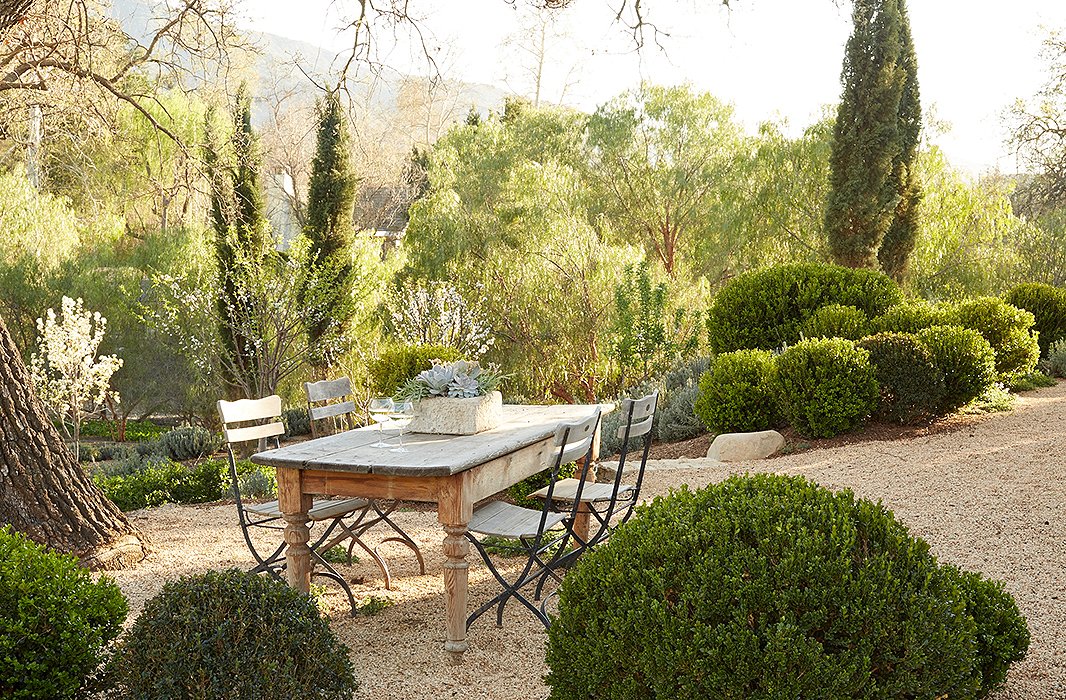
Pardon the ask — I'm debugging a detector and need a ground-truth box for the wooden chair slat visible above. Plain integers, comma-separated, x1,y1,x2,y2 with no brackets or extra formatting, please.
224,421,285,445
309,401,358,421
304,377,353,403
218,396,283,424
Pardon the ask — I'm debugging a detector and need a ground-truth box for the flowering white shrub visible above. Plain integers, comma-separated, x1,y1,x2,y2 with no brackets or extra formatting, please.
389,282,494,357
30,297,123,459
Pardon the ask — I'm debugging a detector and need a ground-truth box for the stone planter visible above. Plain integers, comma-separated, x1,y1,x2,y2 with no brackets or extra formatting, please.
406,391,503,435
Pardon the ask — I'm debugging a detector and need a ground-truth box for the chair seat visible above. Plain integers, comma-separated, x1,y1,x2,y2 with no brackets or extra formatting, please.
245,497,370,521
530,478,634,504
468,500,567,539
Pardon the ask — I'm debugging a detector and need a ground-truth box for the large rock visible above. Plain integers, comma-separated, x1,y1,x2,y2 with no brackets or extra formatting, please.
706,430,785,462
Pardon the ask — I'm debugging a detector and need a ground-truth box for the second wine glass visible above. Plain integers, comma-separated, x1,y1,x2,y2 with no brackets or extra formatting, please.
389,400,414,452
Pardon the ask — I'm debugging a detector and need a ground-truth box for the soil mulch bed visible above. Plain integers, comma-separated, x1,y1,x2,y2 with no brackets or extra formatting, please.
106,381,1066,699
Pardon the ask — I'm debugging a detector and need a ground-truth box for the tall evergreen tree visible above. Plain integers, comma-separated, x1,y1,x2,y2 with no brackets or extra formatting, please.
824,0,906,269
878,0,922,281
303,90,358,373
206,83,269,396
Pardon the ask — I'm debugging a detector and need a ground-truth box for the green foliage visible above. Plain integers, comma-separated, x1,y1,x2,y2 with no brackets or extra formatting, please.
693,350,778,433
946,567,1031,697
799,303,870,340
961,384,1016,415
507,463,578,509
870,300,951,334
369,344,462,396
610,262,700,385
858,332,944,424
283,407,312,437
774,337,879,438
825,0,915,271
947,297,1039,382
158,426,220,461
111,569,358,700
707,263,904,353
917,326,997,411
547,474,1028,700
356,596,393,617
0,527,127,700
1046,338,1066,377
600,358,709,454
1005,282,1066,355
303,91,360,370
92,457,225,511
1007,371,1057,391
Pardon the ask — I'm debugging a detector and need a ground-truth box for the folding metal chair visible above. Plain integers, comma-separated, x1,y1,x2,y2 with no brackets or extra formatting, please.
465,410,601,630
303,377,426,587
530,392,658,548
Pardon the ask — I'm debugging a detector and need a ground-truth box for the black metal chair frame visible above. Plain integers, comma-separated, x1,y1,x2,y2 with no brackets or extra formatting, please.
465,411,601,630
303,377,427,587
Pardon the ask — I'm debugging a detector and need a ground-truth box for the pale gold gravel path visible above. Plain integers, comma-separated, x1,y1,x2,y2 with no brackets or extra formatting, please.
109,380,1066,699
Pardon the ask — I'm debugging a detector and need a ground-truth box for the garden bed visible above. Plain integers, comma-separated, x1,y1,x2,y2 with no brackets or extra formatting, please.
104,380,1066,700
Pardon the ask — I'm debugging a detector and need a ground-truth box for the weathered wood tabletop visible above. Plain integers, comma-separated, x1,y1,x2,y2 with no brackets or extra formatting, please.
251,403,608,660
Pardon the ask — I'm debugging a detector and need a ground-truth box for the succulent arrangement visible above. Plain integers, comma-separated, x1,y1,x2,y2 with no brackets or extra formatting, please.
394,359,503,402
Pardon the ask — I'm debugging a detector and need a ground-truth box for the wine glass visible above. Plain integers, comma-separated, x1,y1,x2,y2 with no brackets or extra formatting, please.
368,397,394,448
389,400,414,453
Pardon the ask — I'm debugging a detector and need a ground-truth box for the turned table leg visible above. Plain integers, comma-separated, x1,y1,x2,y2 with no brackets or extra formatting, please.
277,466,313,594
438,476,472,662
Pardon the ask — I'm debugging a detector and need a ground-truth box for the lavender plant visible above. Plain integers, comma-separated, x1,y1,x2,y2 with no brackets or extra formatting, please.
394,359,503,402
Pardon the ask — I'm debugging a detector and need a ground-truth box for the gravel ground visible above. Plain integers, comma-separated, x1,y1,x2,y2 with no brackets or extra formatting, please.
109,381,1066,699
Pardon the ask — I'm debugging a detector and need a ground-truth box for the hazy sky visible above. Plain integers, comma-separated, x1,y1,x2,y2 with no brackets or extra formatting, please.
241,0,1066,174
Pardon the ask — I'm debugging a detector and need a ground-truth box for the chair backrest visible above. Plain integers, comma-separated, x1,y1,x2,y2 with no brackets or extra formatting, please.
217,395,285,446
604,391,659,531
304,377,358,438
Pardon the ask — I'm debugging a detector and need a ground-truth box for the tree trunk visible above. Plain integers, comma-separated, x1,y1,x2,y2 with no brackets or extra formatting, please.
0,313,148,569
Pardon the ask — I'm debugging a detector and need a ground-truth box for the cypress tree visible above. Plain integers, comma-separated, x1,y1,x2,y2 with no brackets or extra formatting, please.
303,90,358,373
206,82,269,396
824,0,906,269
878,0,922,281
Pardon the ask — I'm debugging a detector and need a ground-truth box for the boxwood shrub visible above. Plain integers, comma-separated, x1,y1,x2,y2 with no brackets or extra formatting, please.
858,332,945,424
948,297,1039,382
369,344,463,395
546,474,1030,700
798,303,870,340
111,569,358,700
917,326,997,411
0,527,128,700
1005,282,1066,356
707,263,903,353
871,301,952,334
773,338,879,438
693,349,778,433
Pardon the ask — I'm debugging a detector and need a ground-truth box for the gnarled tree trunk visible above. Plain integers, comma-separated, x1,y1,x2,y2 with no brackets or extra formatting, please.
0,313,148,569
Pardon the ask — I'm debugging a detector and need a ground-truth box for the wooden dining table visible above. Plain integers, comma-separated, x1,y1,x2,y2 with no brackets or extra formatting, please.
250,402,607,661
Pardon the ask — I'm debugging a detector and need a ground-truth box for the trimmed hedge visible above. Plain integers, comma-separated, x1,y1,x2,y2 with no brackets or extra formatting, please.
546,474,1029,700
369,344,462,396
871,301,952,335
798,304,870,340
858,332,945,424
0,527,128,700
917,326,997,411
1005,282,1066,356
707,263,904,353
111,569,358,700
948,297,1039,382
773,338,879,438
693,350,778,433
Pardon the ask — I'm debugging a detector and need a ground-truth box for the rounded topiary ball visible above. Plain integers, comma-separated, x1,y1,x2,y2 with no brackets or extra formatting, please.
948,297,1039,381
870,301,952,335
0,527,127,700
858,332,945,424
1005,282,1066,356
773,337,879,438
112,569,357,700
917,325,997,411
693,349,779,433
546,474,1029,700
799,304,870,340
